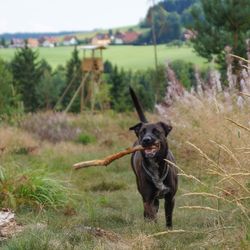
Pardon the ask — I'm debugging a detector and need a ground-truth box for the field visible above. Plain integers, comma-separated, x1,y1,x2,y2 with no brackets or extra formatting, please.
0,96,249,249
0,45,209,71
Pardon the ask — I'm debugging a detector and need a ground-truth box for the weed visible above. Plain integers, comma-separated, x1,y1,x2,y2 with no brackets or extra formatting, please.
76,133,96,145
0,167,70,210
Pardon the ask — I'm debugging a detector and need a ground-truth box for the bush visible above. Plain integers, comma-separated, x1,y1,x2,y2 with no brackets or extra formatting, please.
170,60,196,90
0,167,69,210
21,112,80,143
76,133,96,145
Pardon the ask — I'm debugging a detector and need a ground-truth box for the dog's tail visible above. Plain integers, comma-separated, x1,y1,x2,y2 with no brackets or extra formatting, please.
129,86,148,123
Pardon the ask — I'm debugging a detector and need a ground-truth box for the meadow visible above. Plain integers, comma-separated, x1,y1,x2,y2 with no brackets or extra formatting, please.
0,45,209,71
0,95,249,249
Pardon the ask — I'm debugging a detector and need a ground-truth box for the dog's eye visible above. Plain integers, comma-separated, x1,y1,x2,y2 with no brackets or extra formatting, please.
140,128,146,137
153,128,161,136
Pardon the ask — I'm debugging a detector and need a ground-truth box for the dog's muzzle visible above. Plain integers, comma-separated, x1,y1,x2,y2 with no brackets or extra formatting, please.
141,136,161,158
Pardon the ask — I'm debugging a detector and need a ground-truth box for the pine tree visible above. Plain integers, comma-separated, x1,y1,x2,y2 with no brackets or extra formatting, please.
36,60,66,110
0,38,6,47
63,46,82,111
10,45,42,111
0,59,17,115
190,0,250,76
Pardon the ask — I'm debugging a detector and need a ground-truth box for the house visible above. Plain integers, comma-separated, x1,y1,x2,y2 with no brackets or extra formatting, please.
9,38,25,48
122,32,139,44
91,33,111,46
112,33,124,45
63,36,78,46
27,38,39,48
39,37,58,47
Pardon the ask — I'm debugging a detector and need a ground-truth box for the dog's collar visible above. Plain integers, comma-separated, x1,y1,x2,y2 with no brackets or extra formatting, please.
141,160,170,191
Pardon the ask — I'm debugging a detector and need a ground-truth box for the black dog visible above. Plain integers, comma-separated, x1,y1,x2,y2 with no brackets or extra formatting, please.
129,87,178,228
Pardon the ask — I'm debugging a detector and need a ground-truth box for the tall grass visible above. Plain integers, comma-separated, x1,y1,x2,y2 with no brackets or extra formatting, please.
160,93,250,247
0,166,70,210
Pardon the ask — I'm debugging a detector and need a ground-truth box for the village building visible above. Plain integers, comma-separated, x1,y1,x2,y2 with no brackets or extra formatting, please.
111,31,139,45
62,36,78,46
122,31,139,44
9,38,25,48
111,33,124,45
27,38,39,48
39,37,58,47
91,34,111,46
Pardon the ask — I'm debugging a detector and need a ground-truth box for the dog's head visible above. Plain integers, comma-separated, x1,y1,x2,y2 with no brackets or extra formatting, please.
130,122,172,158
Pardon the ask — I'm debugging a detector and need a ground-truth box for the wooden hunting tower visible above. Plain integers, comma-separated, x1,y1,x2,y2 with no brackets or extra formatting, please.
56,45,107,113
82,45,106,73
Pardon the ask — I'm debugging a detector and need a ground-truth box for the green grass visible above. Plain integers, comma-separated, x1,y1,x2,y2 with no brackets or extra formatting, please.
0,45,209,70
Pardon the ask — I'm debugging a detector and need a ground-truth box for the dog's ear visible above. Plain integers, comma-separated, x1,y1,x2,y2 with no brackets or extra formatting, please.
158,122,172,137
129,122,143,137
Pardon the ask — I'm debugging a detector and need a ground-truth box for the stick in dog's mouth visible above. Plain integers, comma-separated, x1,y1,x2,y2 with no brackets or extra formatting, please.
73,143,162,170
143,142,161,156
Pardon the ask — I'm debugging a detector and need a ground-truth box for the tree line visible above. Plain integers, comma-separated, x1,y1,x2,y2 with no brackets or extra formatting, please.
1,0,250,117
0,45,172,116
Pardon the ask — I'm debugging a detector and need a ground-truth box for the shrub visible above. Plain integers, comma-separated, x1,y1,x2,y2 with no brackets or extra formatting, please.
0,167,69,210
0,126,38,155
170,60,196,90
21,112,80,143
76,133,96,145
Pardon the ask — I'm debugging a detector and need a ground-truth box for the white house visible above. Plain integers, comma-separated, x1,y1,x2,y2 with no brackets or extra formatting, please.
63,36,78,46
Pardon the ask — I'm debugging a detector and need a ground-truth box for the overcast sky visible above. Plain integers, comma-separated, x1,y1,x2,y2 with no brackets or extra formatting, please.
0,0,152,34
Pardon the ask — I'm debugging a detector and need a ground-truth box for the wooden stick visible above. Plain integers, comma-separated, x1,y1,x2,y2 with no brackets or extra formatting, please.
73,145,144,170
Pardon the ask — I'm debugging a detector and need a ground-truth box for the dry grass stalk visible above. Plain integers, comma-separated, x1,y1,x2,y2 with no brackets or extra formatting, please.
218,173,250,185
164,159,205,185
178,206,219,212
147,229,186,237
226,118,250,133
214,186,250,221
209,140,241,169
182,192,231,203
147,227,235,237
235,201,250,221
229,54,250,64
240,92,250,97
187,141,250,195
186,141,226,173
177,173,205,186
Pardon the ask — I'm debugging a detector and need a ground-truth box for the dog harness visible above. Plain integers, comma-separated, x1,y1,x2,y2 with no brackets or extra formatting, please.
142,160,170,192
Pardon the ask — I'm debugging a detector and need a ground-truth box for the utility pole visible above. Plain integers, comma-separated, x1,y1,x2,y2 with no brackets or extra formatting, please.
151,0,158,69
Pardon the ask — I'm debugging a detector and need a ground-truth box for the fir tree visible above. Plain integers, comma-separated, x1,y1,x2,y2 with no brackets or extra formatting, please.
190,0,250,77
63,46,82,111
0,59,18,115
10,45,42,111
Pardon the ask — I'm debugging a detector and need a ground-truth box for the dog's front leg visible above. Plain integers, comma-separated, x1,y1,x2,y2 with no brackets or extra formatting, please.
164,196,175,229
143,201,157,221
